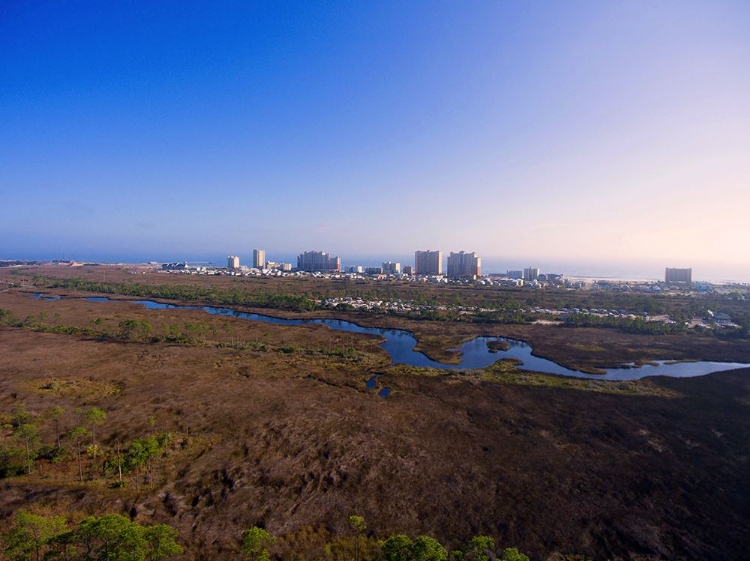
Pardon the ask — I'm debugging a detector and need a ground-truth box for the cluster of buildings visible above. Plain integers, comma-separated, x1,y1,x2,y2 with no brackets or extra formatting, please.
224,249,486,279
411,250,481,278
179,252,698,290
344,262,405,276
227,250,292,272
371,250,482,279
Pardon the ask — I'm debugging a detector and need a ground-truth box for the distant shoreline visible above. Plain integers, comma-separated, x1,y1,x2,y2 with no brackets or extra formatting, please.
3,257,748,286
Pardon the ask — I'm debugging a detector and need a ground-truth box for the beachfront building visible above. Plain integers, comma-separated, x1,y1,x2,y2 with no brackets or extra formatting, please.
665,267,692,284
382,261,402,274
523,267,540,282
253,249,266,269
415,250,443,275
447,251,481,279
297,251,341,272
227,255,240,269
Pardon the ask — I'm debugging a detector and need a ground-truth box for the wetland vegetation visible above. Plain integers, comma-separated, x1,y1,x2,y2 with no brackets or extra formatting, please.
1,265,749,560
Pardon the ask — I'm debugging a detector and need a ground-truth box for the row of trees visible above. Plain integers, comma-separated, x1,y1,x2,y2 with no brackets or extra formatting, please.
242,518,531,561
3,514,531,561
24,275,629,324
561,309,749,338
562,313,689,335
31,276,318,312
22,274,750,337
28,271,750,319
3,511,182,561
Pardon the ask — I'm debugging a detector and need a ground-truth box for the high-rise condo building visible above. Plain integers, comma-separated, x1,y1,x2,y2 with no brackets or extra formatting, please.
297,251,341,272
414,250,443,275
523,267,540,281
382,261,402,274
447,251,481,279
665,268,692,284
253,249,266,269
227,255,240,269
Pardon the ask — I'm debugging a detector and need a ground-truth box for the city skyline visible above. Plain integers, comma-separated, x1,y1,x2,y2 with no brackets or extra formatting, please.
2,2,749,282
4,246,730,285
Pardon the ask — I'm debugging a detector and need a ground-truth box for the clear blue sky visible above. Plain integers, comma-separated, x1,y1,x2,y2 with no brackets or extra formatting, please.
2,1,749,279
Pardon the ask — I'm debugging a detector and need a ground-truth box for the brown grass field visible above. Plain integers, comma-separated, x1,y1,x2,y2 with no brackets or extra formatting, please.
1,266,749,560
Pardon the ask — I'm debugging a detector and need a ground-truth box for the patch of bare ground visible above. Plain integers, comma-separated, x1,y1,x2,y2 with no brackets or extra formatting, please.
1,285,750,560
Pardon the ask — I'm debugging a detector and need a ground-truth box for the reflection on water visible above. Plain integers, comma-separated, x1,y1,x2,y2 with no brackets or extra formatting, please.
32,293,61,301
79,297,750,381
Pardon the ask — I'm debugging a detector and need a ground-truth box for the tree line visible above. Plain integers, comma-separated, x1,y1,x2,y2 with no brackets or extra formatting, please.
26,274,750,335
30,276,318,312
3,511,182,561
3,513,535,561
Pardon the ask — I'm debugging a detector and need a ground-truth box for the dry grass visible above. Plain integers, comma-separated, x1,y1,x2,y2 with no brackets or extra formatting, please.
1,276,750,560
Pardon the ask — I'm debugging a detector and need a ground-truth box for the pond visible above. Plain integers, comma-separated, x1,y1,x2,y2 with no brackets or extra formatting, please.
73,296,750,381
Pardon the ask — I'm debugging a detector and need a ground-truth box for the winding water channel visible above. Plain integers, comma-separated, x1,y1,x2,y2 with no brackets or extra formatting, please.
72,296,750,381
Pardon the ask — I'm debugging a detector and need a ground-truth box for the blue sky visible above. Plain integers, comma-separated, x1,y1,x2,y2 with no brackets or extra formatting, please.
2,1,749,279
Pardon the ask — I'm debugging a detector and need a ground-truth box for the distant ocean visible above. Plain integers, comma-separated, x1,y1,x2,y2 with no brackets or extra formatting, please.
4,252,748,285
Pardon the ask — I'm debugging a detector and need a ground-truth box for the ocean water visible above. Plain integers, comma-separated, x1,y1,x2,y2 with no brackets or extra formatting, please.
5,251,747,285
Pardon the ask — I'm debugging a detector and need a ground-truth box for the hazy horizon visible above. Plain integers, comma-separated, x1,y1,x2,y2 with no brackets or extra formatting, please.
2,2,749,280
4,249,748,284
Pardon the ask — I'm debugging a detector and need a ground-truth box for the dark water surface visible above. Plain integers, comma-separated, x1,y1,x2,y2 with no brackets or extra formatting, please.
78,297,750,381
